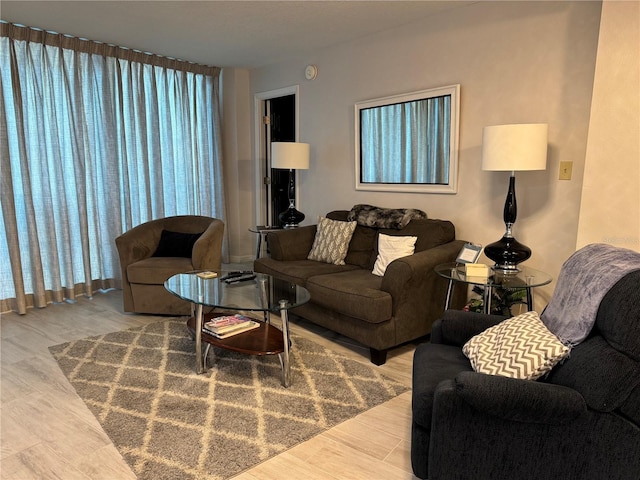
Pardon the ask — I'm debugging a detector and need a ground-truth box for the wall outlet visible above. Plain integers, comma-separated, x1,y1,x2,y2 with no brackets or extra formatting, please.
559,161,573,180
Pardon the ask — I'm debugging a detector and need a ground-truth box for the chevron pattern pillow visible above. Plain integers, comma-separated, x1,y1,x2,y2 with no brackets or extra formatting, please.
307,217,357,265
463,311,570,380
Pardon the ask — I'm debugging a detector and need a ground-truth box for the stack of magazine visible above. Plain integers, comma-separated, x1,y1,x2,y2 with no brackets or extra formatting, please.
203,314,259,339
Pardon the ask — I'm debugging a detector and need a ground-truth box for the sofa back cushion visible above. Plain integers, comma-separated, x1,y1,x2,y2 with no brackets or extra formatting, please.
379,219,455,253
326,210,456,270
327,210,377,268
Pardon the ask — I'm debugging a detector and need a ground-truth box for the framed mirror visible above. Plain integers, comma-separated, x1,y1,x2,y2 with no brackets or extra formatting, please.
355,84,460,194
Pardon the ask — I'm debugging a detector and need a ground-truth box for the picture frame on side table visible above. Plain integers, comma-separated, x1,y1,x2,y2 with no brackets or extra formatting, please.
456,243,482,264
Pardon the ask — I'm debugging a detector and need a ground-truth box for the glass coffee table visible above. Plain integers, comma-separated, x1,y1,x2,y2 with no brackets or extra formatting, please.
164,271,310,387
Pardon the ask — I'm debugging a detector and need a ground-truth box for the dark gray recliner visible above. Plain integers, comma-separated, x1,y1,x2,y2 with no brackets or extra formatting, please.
411,269,640,480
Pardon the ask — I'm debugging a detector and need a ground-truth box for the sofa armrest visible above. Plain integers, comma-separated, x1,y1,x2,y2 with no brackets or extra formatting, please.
265,225,317,261
380,240,466,335
452,371,587,425
432,310,507,346
192,219,224,271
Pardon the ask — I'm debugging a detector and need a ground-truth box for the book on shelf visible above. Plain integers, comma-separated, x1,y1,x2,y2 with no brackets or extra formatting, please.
203,314,259,338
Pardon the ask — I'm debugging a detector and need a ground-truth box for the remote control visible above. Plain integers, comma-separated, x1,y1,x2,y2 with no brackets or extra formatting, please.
220,270,253,281
224,273,256,284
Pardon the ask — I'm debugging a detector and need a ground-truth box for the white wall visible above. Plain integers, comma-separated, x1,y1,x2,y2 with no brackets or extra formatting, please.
577,0,640,252
229,1,604,308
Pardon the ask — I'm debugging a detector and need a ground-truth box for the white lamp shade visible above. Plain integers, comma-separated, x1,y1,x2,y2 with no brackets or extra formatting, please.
271,142,310,170
482,124,548,171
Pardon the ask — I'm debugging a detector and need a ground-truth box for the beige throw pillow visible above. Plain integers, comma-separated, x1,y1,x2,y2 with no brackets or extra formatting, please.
462,311,570,381
307,217,356,265
372,234,417,276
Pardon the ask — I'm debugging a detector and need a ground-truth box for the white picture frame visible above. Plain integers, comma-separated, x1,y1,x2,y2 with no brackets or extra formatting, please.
456,243,482,264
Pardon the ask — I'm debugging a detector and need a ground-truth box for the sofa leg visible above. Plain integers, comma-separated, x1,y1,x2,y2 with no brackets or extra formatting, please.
370,348,388,365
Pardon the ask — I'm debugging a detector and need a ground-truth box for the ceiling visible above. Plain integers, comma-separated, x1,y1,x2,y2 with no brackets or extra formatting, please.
1,1,475,69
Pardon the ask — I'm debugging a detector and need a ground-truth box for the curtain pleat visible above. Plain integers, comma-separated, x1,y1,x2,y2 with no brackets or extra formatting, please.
0,22,226,314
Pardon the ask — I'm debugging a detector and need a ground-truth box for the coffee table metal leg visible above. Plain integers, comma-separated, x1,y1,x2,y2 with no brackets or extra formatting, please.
259,277,270,323
195,303,205,374
279,300,291,387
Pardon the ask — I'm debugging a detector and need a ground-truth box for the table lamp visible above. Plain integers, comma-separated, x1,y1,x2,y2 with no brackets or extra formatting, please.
271,142,310,228
481,124,548,272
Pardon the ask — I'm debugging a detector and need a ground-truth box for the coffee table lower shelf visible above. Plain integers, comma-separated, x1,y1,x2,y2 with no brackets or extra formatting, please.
186,314,285,356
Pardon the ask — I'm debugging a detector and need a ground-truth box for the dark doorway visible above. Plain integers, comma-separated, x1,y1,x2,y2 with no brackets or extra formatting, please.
266,95,296,227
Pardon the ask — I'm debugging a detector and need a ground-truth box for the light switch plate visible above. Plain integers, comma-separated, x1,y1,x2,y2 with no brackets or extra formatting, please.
559,161,573,180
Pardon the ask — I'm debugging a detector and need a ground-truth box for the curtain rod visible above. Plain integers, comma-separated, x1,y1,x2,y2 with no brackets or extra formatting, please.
0,20,220,77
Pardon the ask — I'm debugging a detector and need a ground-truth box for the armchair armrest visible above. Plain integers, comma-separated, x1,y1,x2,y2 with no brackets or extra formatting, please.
265,225,317,261
451,371,587,425
432,310,507,346
115,221,159,269
380,240,466,337
192,219,224,271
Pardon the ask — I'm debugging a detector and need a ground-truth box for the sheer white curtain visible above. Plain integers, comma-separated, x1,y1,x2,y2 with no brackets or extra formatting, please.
0,23,227,314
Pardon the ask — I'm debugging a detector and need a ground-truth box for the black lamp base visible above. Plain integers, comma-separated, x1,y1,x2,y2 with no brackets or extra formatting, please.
484,235,531,272
278,201,305,228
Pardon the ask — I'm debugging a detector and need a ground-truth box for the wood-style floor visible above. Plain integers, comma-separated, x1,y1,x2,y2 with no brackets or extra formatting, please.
1,278,421,479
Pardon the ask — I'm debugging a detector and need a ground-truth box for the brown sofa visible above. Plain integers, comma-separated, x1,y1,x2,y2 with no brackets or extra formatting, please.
254,210,466,364
116,215,224,315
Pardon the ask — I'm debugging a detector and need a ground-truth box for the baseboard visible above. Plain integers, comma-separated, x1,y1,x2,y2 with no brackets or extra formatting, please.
227,254,255,265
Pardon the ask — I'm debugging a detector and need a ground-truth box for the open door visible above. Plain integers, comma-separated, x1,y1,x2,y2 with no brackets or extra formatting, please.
266,95,296,227
256,89,298,228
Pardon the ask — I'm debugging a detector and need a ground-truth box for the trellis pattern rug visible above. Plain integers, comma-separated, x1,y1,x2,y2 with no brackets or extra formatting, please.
49,318,408,480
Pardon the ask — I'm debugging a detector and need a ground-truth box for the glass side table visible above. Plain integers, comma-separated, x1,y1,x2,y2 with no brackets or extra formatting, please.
434,263,552,315
249,226,282,259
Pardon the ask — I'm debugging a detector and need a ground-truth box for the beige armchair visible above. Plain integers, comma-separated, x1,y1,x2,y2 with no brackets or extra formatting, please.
115,215,224,315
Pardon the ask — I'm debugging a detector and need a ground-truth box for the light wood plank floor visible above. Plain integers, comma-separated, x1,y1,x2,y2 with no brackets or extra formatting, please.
1,280,421,479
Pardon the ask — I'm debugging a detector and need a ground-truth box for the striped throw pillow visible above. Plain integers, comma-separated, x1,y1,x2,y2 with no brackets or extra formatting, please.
463,311,570,380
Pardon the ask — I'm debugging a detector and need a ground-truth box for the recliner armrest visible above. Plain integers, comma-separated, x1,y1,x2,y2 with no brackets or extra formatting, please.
433,310,507,346
265,225,317,261
451,371,587,425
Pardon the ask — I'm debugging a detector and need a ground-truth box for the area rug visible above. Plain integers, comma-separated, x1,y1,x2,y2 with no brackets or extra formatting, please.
49,318,408,480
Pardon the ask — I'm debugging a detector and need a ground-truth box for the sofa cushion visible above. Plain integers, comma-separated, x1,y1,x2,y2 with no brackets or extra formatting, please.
305,269,392,323
372,234,417,276
152,229,203,258
253,258,358,286
307,216,356,265
127,256,194,285
463,311,570,381
327,210,376,269
379,219,455,253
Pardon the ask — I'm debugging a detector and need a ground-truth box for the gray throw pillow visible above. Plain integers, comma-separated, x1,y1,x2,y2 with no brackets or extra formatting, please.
307,217,356,265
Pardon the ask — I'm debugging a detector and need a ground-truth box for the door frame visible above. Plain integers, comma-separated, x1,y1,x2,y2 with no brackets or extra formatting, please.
253,85,300,227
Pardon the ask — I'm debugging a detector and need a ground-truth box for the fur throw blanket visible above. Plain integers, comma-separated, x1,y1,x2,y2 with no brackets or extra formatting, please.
347,204,427,229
